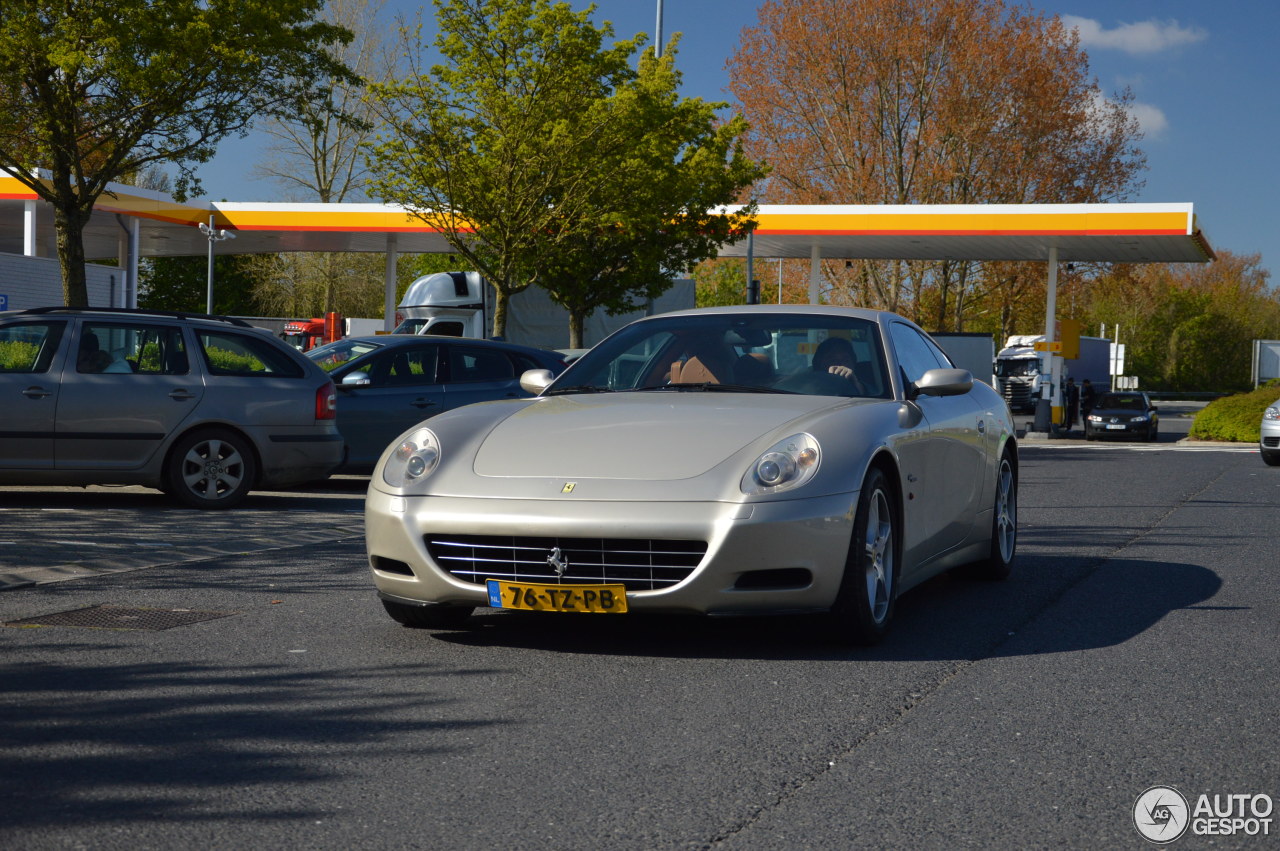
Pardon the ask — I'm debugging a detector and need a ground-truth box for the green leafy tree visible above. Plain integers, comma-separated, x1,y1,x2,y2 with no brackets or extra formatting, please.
138,256,260,316
692,258,748,308
369,0,760,343
0,0,354,307
527,40,765,345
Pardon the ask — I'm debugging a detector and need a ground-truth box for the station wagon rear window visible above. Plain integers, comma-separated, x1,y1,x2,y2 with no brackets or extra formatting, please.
199,330,303,378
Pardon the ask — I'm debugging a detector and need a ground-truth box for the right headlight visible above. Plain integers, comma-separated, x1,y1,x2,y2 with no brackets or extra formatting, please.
381,427,441,488
741,433,821,496
1264,406,1280,421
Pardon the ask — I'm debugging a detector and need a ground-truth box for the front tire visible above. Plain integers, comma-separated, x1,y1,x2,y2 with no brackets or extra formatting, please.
821,467,898,646
164,429,256,509
1262,449,1280,467
382,600,475,629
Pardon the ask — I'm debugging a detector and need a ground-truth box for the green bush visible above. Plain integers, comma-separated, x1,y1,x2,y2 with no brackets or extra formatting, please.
205,347,266,374
0,340,39,371
1188,380,1280,442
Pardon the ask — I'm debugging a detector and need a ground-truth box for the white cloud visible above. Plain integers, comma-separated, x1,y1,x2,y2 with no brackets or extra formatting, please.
1089,91,1168,140
1127,101,1169,138
1063,15,1207,55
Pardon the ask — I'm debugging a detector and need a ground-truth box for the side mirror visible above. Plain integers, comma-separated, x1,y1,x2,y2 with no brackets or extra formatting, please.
341,371,371,386
911,368,973,399
520,368,556,395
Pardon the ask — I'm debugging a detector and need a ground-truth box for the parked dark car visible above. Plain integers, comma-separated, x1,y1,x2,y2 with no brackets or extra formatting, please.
1084,391,1159,441
0,307,343,508
305,335,566,473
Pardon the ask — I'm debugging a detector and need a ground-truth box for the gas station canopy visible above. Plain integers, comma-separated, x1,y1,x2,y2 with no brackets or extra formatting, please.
1,172,1214,264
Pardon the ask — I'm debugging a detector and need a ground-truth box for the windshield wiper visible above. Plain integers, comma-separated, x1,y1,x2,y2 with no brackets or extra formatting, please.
636,383,788,394
543,384,614,396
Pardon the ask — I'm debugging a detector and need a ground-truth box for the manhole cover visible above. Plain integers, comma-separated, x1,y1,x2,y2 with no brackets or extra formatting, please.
4,604,236,631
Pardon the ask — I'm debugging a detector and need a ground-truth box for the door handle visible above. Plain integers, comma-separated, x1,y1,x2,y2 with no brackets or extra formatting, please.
22,386,52,398
410,398,437,409
168,389,196,401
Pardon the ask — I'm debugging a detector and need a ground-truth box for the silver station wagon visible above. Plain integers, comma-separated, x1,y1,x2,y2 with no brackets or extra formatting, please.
0,307,343,508
365,305,1018,645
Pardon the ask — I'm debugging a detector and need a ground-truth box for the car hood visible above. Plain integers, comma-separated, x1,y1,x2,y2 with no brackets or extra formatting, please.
1090,407,1146,418
472,392,845,480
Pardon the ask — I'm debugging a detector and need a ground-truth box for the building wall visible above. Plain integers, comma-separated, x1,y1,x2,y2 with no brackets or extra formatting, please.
0,252,123,311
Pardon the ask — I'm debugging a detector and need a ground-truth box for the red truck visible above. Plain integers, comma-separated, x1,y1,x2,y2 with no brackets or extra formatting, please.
282,313,345,352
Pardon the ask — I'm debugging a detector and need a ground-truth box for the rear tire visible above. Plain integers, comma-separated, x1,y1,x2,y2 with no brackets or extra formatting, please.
820,467,898,646
963,451,1017,580
164,429,256,510
382,600,475,629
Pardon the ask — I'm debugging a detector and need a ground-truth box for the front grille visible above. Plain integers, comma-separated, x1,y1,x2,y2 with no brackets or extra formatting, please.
1264,436,1280,448
425,534,707,591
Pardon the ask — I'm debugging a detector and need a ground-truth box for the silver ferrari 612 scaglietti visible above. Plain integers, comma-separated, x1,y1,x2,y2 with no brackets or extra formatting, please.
364,305,1017,644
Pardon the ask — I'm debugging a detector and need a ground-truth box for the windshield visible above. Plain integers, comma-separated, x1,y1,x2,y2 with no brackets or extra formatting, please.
1096,393,1146,410
305,339,383,372
550,312,891,399
994,358,1038,378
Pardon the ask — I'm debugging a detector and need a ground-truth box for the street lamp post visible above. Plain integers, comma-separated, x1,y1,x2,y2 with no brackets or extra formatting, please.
199,215,236,314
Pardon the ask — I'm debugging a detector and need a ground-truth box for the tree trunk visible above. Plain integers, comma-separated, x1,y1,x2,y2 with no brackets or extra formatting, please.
490,289,508,339
52,202,90,307
569,310,585,349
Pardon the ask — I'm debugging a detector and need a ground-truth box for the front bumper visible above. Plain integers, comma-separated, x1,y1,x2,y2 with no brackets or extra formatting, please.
1085,419,1153,440
1261,417,1280,452
364,488,859,615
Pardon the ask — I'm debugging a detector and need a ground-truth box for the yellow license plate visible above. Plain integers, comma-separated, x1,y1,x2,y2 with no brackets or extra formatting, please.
486,580,628,614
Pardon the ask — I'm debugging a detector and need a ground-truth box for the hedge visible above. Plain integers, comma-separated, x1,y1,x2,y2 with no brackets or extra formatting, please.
1188,380,1280,442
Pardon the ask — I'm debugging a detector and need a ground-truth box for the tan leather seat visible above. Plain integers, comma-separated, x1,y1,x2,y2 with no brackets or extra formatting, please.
670,342,734,384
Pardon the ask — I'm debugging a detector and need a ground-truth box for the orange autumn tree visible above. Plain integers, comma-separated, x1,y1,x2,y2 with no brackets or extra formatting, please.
727,0,1146,331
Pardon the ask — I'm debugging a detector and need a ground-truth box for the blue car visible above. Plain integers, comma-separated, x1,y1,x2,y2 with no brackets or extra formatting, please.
306,335,566,473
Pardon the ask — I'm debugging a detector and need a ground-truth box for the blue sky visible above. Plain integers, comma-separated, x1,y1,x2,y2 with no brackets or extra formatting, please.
199,1,1279,275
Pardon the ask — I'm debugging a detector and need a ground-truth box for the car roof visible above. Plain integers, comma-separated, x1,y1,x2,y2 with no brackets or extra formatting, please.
658,304,887,321
338,334,561,357
10,306,258,329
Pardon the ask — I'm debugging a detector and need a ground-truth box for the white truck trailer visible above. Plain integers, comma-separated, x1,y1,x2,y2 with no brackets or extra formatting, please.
393,271,695,350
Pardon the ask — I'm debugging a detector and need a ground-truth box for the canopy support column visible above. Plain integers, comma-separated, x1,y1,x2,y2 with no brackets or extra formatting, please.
383,233,398,332
23,200,36,256
808,245,821,305
1032,245,1060,433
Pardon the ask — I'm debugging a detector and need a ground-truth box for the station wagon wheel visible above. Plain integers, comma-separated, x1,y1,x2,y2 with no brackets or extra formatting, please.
164,428,257,510
821,466,898,646
383,600,475,629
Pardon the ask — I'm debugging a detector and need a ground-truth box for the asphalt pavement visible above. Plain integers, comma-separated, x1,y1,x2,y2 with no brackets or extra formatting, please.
1,419,1275,849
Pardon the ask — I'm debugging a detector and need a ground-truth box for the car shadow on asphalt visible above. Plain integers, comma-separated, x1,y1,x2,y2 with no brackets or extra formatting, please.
424,555,1223,662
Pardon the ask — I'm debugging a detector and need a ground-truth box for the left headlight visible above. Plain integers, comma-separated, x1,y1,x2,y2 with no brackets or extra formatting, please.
1131,415,1148,423
381,427,441,488
741,433,820,496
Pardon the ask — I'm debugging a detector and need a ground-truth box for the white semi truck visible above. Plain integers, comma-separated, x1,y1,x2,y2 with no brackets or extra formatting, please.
393,271,695,350
994,334,1112,413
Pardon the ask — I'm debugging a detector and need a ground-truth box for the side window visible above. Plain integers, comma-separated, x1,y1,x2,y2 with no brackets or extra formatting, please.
199,330,303,378
448,345,515,383
428,321,465,338
79,322,188,375
509,353,543,375
0,322,65,373
889,322,948,385
367,346,438,386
